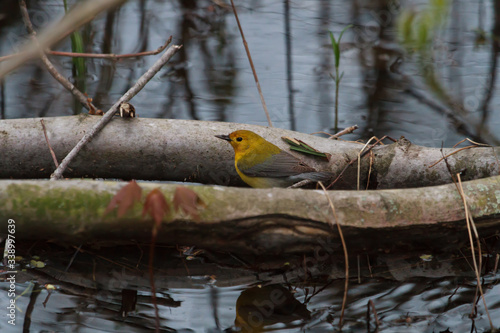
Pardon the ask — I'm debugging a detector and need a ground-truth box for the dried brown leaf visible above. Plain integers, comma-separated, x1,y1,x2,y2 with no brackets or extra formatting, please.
173,187,205,221
104,180,142,217
142,188,170,227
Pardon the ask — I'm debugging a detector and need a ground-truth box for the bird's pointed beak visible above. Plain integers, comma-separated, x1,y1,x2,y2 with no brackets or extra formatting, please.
215,134,232,142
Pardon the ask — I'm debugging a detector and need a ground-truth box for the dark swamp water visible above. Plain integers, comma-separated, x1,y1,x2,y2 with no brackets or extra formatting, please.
1,0,500,331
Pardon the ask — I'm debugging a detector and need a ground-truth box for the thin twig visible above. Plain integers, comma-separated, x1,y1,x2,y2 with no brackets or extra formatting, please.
229,0,272,127
428,146,478,168
0,36,172,62
284,0,295,130
149,230,160,333
310,131,336,136
1,0,126,79
367,299,381,331
453,138,490,148
318,181,348,329
329,125,359,139
40,119,59,168
439,142,457,184
459,248,474,272
65,244,83,272
304,279,335,304
42,290,52,308
428,138,490,168
357,136,378,191
310,125,359,140
71,246,139,272
50,44,182,180
327,135,396,189
366,150,374,190
494,254,499,275
19,0,99,113
176,245,192,277
456,174,494,331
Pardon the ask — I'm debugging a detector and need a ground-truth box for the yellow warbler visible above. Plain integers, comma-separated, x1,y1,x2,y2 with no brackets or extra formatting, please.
215,130,331,188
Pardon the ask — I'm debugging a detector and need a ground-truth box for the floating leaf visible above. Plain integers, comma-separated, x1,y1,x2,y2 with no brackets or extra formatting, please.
104,180,142,217
420,254,433,261
30,260,45,268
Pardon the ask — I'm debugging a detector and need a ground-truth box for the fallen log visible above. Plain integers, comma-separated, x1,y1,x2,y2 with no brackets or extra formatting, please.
1,177,499,254
0,116,498,189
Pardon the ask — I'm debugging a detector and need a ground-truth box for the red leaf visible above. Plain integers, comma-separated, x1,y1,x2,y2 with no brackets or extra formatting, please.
143,188,170,227
173,187,205,221
104,180,142,217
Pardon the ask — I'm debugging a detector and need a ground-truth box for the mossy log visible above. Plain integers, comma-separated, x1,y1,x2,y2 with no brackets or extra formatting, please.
1,177,499,255
0,116,498,189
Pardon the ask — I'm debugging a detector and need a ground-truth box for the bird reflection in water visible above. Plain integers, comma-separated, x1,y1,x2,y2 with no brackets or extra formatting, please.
234,284,310,332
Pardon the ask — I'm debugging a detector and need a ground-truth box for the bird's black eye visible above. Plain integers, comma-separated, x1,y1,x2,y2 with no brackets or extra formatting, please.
236,137,243,142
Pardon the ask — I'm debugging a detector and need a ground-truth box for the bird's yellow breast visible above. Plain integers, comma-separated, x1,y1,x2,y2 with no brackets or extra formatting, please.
234,165,290,188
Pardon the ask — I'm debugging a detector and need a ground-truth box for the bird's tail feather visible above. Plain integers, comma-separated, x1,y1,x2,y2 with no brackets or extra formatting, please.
297,172,333,182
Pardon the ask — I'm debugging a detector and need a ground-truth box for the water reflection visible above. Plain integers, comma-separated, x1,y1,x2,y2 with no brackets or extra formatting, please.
1,0,498,145
92,8,118,111
1,242,499,332
234,284,310,331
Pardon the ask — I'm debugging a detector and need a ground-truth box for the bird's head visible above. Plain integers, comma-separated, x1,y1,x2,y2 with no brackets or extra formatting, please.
215,130,264,155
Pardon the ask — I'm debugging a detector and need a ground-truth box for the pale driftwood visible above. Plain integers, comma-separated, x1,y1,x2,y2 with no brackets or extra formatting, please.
0,116,498,189
1,177,499,254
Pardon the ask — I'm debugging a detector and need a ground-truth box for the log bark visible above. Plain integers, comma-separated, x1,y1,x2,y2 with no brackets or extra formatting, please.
1,177,499,255
0,116,498,189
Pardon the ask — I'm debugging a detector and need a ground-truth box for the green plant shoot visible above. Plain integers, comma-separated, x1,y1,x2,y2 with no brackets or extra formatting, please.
329,25,352,133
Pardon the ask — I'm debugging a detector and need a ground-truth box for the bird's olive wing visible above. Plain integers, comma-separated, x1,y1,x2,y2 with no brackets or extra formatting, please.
237,151,316,178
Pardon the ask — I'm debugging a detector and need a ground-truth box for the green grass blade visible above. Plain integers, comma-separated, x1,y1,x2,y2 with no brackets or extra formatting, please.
337,24,352,42
329,31,340,68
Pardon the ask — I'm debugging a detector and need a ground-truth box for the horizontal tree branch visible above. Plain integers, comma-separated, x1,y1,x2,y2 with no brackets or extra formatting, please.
1,177,499,254
0,37,173,62
0,117,498,189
